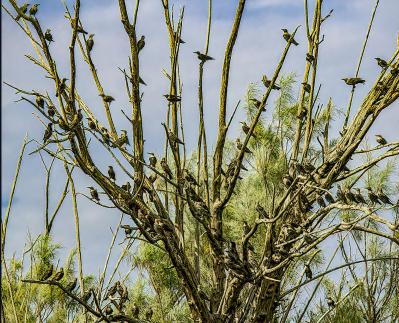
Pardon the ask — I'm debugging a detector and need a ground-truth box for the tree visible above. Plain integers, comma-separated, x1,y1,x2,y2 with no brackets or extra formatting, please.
2,0,399,322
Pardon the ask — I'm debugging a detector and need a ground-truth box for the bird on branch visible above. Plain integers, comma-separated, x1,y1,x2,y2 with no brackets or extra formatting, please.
305,264,313,280
47,105,55,117
88,186,100,201
65,278,77,292
148,152,157,167
137,35,145,52
108,166,116,181
283,174,293,187
302,82,311,93
36,94,44,109
39,264,53,281
324,191,335,204
366,187,381,205
316,195,326,208
114,129,129,147
121,181,131,192
121,224,134,236
184,169,198,186
375,134,387,145
29,4,39,16
262,75,281,90
375,57,388,68
342,77,365,86
240,121,257,138
44,29,54,42
99,93,115,104
353,188,367,204
194,51,214,62
306,53,315,63
86,34,94,52
236,138,253,154
16,2,29,21
163,94,181,103
377,188,393,205
249,98,266,111
282,28,298,46
161,157,173,179
43,123,53,142
165,126,184,145
52,268,64,281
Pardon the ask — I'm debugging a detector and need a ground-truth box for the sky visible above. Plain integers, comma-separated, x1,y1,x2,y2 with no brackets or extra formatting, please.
2,0,399,279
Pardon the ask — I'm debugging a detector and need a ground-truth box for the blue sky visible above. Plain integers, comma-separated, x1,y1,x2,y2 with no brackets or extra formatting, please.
2,0,399,278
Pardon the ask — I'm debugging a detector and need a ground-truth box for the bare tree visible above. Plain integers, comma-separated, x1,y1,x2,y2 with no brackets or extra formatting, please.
2,0,399,322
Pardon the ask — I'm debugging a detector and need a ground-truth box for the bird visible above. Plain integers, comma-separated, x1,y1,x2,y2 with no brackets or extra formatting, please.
240,121,257,139
375,57,388,68
282,28,298,46
161,157,173,179
99,94,115,104
106,281,120,298
108,166,116,181
316,195,326,208
137,35,145,52
36,95,44,108
165,126,184,145
236,138,252,154
121,181,131,193
104,305,113,315
115,130,129,147
344,188,357,204
148,152,157,167
184,169,198,186
306,53,315,63
164,94,181,102
88,186,100,202
29,3,39,16
55,78,67,97
303,161,316,173
261,75,281,90
326,296,335,308
243,221,251,236
194,51,214,62
131,303,140,318
342,77,365,86
87,118,96,130
76,25,87,34
52,268,64,281
283,174,293,187
302,82,311,93
377,188,393,205
121,224,133,236
145,308,153,320
43,123,53,142
366,187,381,205
375,134,387,145
65,278,77,292
47,105,55,117
82,290,92,303
249,98,266,111
256,203,269,219
16,2,29,21
353,188,367,204
40,264,53,281
44,29,53,42
86,34,94,52
336,185,346,202
304,264,312,279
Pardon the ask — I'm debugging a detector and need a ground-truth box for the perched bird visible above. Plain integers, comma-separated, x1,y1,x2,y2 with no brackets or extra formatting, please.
59,78,68,93
236,138,252,154
173,31,185,44
88,186,100,201
29,3,39,16
353,188,367,204
40,264,53,281
302,82,311,93
377,188,393,205
131,303,140,318
99,94,115,104
366,187,381,205
87,118,96,130
104,305,113,315
303,161,316,173
121,224,133,236
161,157,173,179
344,188,357,204
375,134,387,145
52,268,64,281
304,264,312,280
375,57,388,68
316,195,326,208
164,94,181,102
43,123,53,142
283,174,293,187
240,121,255,138
184,169,198,186
194,51,214,62
36,95,45,108
145,308,153,320
65,278,77,292
44,29,54,42
121,181,131,192
148,152,157,167
249,98,266,111
306,53,315,63
336,184,346,202
165,126,184,145
342,77,365,86
16,2,29,21
76,25,87,34
82,290,92,303
137,35,145,52
243,221,251,235
108,166,116,181
86,34,94,52
282,28,298,46
261,75,281,90
106,281,120,298
115,130,129,147
326,296,335,308
47,105,55,117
